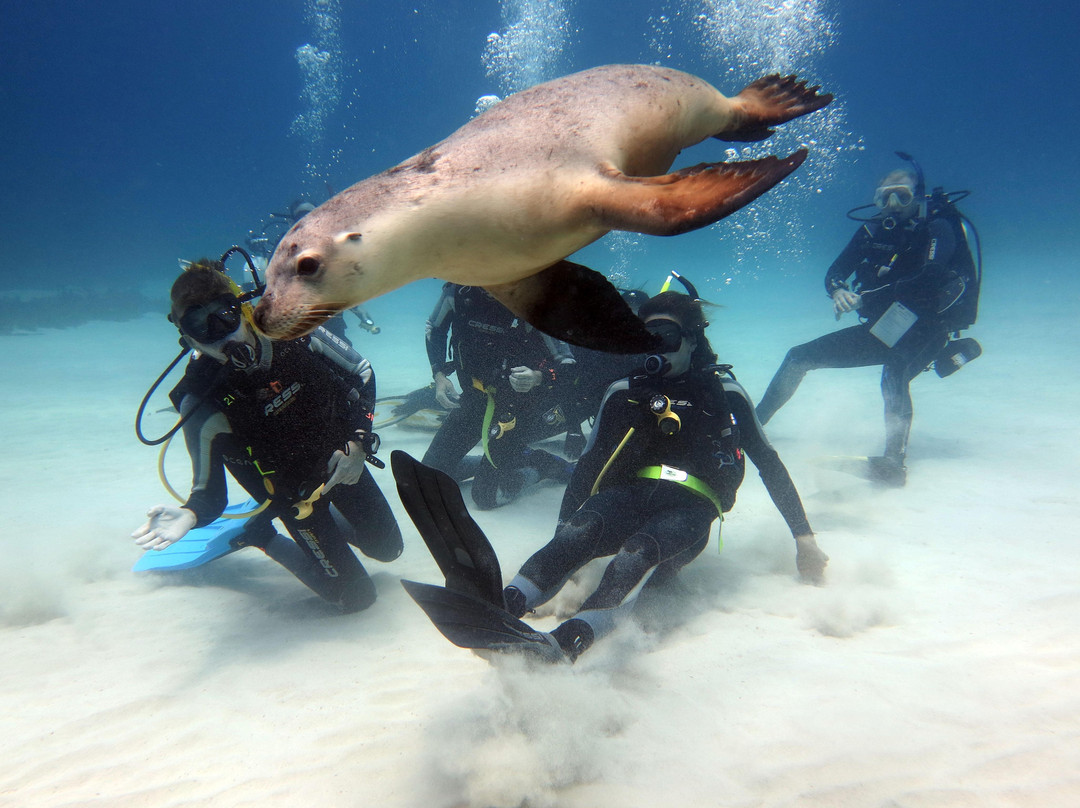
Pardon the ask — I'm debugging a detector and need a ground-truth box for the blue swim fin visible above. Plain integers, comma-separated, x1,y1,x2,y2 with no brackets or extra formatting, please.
132,499,259,572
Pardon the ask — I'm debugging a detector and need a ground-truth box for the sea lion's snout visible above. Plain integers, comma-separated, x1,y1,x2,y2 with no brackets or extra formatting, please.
250,291,276,334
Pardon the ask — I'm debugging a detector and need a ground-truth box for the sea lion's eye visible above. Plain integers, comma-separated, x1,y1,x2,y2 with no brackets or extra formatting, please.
297,256,321,277
347,233,362,242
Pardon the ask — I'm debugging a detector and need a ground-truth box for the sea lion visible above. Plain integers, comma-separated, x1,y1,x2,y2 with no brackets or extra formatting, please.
254,64,832,352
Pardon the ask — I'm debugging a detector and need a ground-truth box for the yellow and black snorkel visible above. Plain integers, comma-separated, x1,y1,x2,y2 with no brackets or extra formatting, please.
659,269,703,301
218,245,266,307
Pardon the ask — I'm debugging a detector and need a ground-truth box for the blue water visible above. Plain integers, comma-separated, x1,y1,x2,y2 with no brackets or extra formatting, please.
1,0,1074,306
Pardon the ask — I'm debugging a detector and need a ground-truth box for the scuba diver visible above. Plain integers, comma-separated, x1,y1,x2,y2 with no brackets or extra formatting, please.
755,153,981,486
394,287,828,663
132,261,402,613
421,282,577,510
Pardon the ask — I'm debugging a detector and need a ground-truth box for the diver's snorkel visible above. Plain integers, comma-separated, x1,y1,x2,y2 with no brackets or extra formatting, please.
219,245,266,303
660,269,703,301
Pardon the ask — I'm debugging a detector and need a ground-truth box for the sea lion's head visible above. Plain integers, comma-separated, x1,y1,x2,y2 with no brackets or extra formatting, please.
253,213,375,340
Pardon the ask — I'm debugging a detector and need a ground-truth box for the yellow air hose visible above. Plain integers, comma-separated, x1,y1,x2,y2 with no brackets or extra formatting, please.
158,433,271,519
589,427,635,496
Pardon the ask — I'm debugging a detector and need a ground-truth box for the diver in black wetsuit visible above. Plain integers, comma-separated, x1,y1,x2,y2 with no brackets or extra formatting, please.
422,282,577,510
755,161,979,486
132,263,402,613
501,291,828,661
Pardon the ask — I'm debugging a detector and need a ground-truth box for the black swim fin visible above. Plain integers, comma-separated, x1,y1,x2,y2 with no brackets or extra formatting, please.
401,579,565,662
485,260,662,354
390,450,504,605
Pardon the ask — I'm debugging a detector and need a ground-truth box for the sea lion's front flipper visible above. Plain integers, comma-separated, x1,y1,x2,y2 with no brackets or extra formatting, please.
592,151,807,237
721,74,834,142
486,261,661,354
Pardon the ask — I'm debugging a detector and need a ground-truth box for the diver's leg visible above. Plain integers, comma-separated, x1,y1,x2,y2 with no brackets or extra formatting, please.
472,441,574,511
281,505,377,613
564,491,715,658
239,513,337,598
755,326,884,424
328,472,404,562
505,487,638,614
878,325,948,476
421,388,486,476
469,455,502,510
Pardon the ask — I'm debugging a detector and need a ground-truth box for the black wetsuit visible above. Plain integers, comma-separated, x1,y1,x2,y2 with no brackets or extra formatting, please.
421,283,577,509
172,326,402,612
756,203,977,461
506,365,811,647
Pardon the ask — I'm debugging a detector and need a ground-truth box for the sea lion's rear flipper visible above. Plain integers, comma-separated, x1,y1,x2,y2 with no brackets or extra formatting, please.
721,74,834,142
591,151,807,237
486,260,661,354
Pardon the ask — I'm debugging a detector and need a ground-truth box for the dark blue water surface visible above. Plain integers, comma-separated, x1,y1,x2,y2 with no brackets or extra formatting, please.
1,0,1074,302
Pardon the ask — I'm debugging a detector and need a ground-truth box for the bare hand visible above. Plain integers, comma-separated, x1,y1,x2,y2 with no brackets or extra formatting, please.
434,373,461,409
795,533,829,585
832,289,862,320
325,440,366,492
508,366,543,393
132,506,197,550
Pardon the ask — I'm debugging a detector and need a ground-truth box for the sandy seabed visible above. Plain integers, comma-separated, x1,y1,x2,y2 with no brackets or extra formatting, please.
1,270,1077,808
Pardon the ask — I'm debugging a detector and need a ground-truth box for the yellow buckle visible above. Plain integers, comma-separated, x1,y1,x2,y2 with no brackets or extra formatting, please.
292,483,325,520
492,416,516,439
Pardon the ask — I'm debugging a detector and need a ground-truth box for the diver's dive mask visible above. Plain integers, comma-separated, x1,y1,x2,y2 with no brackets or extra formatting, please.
874,184,915,210
644,319,685,353
177,294,244,344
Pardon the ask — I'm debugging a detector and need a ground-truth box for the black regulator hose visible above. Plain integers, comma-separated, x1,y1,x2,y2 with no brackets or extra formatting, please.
134,341,193,446
219,245,264,298
134,341,231,446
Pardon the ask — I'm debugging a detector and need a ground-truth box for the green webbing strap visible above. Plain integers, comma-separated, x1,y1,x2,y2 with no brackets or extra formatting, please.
474,378,498,467
636,465,724,550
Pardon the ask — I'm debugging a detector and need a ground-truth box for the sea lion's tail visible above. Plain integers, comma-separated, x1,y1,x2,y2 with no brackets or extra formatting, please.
720,74,833,142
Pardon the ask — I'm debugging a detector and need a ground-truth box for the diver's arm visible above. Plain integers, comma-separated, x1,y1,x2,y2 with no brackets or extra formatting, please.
541,333,578,396
541,333,576,368
724,381,811,537
308,326,377,424
925,216,960,268
892,218,966,317
824,226,871,296
425,283,457,378
309,327,374,389
726,381,827,582
508,333,575,393
177,394,232,527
